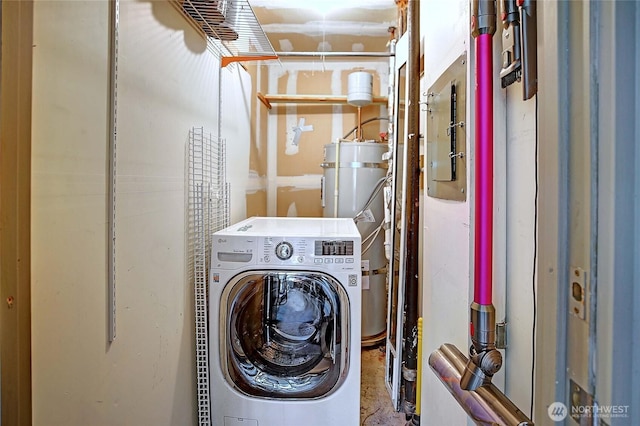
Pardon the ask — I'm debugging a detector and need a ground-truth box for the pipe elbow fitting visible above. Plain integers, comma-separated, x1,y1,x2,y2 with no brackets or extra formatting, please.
460,348,503,391
479,347,502,376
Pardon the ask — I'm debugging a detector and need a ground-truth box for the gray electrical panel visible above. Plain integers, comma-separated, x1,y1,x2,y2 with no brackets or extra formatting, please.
426,52,467,201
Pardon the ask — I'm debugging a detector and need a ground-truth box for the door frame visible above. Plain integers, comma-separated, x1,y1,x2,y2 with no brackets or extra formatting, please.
384,32,409,411
0,0,33,424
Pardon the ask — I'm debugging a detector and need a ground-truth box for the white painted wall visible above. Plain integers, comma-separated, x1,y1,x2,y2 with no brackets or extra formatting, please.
30,1,250,424
221,65,252,223
503,82,537,410
420,2,474,423
420,0,537,423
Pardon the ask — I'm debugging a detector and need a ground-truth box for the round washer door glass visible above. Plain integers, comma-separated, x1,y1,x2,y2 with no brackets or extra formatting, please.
221,271,350,399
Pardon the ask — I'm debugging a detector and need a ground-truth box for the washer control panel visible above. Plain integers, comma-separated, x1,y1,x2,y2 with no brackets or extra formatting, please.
259,237,357,270
212,235,358,271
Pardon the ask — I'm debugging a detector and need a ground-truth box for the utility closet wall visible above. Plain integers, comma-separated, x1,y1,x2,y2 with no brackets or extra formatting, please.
420,0,538,424
30,1,250,425
247,60,389,217
246,63,270,218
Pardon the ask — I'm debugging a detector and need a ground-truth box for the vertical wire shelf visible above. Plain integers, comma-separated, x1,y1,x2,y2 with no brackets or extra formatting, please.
188,127,229,426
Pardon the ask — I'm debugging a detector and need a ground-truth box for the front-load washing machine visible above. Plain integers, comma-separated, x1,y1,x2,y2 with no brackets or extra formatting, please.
209,217,361,426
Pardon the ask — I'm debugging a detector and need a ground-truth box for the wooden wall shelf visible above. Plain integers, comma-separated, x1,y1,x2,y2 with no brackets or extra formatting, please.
257,92,388,109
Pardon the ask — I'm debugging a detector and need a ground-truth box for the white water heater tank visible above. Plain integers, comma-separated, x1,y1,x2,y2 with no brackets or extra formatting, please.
347,72,373,107
322,141,387,343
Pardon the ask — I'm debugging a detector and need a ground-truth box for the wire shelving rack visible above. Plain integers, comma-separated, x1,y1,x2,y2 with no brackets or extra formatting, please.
188,127,229,426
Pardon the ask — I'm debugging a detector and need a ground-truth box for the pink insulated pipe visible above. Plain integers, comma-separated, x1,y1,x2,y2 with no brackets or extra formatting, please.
473,34,494,306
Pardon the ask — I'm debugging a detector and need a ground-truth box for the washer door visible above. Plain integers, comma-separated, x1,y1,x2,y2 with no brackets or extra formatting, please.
220,270,350,399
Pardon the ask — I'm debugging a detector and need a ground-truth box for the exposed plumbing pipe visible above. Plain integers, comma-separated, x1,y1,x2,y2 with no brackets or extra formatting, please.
401,0,421,416
342,116,389,140
383,39,396,263
428,1,533,424
474,32,494,308
460,0,503,392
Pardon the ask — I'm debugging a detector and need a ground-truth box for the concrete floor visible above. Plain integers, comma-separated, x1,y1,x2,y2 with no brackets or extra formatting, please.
360,345,408,426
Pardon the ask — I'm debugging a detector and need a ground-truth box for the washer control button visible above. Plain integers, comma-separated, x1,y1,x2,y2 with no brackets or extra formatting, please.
275,241,294,260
